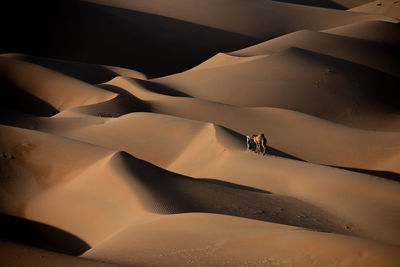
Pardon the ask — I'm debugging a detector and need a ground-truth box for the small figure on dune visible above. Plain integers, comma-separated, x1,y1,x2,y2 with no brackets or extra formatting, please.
246,135,255,151
247,133,267,155
252,134,267,155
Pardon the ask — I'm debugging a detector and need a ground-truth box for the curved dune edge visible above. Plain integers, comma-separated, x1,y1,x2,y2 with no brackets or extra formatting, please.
322,20,400,45
1,53,147,83
82,213,400,267
1,0,400,266
228,30,400,77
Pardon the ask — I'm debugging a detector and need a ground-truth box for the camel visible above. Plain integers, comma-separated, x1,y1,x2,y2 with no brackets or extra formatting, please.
246,135,255,151
251,133,267,155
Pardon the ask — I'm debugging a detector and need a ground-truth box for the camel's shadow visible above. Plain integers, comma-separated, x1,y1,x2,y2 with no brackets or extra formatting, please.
265,146,305,161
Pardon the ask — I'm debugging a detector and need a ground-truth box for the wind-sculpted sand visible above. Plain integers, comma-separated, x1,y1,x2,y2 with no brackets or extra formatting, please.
1,0,400,266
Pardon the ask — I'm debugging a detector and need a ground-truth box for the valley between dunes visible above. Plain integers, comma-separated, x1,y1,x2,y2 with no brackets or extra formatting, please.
1,0,400,266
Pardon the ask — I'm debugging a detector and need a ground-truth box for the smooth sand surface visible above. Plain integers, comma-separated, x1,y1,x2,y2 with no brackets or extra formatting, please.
349,0,400,19
1,0,400,266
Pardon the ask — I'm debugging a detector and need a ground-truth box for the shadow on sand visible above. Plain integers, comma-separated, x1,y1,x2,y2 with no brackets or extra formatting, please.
0,80,58,117
253,142,400,183
112,151,355,236
0,213,90,256
2,0,261,78
330,165,400,182
265,146,305,161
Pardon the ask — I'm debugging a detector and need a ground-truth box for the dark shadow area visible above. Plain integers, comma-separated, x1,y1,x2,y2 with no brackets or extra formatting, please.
330,165,400,182
96,84,133,97
2,54,119,84
0,80,58,117
271,0,346,9
199,178,271,194
0,213,90,256
266,146,305,162
134,79,192,97
1,0,261,78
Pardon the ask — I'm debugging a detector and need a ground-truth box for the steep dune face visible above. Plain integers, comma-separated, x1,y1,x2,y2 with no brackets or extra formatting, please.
1,0,400,266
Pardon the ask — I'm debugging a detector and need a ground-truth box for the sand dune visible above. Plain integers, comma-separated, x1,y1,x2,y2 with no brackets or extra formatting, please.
323,20,400,45
1,0,400,266
83,0,397,35
230,29,400,77
0,56,117,116
2,53,147,84
0,240,113,267
154,48,400,131
3,111,400,244
271,0,374,9
350,0,400,19
97,78,400,171
83,213,400,267
2,0,396,77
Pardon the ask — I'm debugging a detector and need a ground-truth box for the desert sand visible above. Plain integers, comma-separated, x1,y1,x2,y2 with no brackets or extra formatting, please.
1,0,400,266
